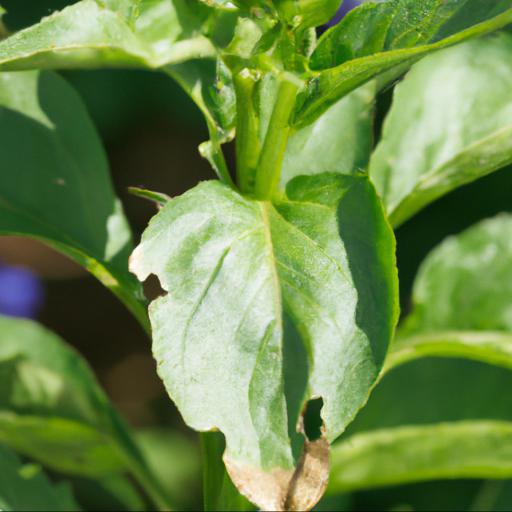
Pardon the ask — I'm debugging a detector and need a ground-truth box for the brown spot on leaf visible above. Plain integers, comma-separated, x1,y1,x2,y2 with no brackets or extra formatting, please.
225,434,329,511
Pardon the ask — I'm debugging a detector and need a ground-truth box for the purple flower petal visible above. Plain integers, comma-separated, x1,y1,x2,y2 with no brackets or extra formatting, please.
0,264,44,319
322,0,362,30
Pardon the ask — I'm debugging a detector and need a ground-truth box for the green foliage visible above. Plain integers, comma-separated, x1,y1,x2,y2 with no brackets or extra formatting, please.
404,214,512,334
371,34,512,227
0,443,79,511
0,0,511,510
329,421,512,494
0,314,168,509
295,1,512,126
0,69,146,327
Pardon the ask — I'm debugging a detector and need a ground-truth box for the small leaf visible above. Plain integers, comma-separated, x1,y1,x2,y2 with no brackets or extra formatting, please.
328,421,512,494
0,443,79,511
281,82,375,186
296,4,512,126
370,33,512,227
0,70,146,326
274,0,343,29
130,174,398,509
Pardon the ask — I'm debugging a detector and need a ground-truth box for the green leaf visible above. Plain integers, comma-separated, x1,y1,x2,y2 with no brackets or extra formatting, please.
385,331,512,374
0,0,237,141
311,0,512,69
0,0,215,70
0,315,167,510
0,70,147,328
296,4,512,127
130,173,398,510
403,213,512,334
281,82,375,186
370,33,512,227
0,444,79,512
328,421,512,494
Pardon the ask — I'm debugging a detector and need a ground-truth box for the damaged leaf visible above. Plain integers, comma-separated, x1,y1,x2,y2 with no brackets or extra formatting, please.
130,174,398,509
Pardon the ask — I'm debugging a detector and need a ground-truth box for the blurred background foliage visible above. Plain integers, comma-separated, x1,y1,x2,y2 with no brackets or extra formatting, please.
0,1,511,510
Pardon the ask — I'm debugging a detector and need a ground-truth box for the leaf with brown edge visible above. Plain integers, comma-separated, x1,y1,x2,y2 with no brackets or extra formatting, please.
130,174,398,509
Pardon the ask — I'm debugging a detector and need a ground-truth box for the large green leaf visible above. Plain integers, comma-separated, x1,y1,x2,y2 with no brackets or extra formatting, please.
295,3,512,127
0,315,166,509
0,443,79,511
280,82,375,186
370,34,512,227
328,421,512,494
0,69,147,327
130,173,398,510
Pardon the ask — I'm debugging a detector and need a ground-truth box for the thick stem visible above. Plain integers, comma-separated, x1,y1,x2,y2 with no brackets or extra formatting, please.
254,74,300,199
234,69,261,193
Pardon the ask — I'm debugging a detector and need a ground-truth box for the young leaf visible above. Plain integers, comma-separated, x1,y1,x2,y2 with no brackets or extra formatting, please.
311,0,512,69
274,0,342,29
296,3,512,126
0,314,168,509
0,444,79,512
0,70,147,328
328,421,512,494
281,82,375,186
130,174,398,510
370,34,512,227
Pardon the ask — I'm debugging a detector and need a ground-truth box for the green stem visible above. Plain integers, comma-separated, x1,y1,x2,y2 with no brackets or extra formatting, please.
254,74,300,199
200,432,252,511
234,69,261,193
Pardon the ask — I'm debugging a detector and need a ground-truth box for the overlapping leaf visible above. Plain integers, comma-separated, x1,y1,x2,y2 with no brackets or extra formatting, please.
130,173,398,510
295,0,512,126
0,69,147,326
0,443,79,511
328,214,512,495
370,34,512,227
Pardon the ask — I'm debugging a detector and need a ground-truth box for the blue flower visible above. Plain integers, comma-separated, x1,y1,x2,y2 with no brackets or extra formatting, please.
0,263,44,319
